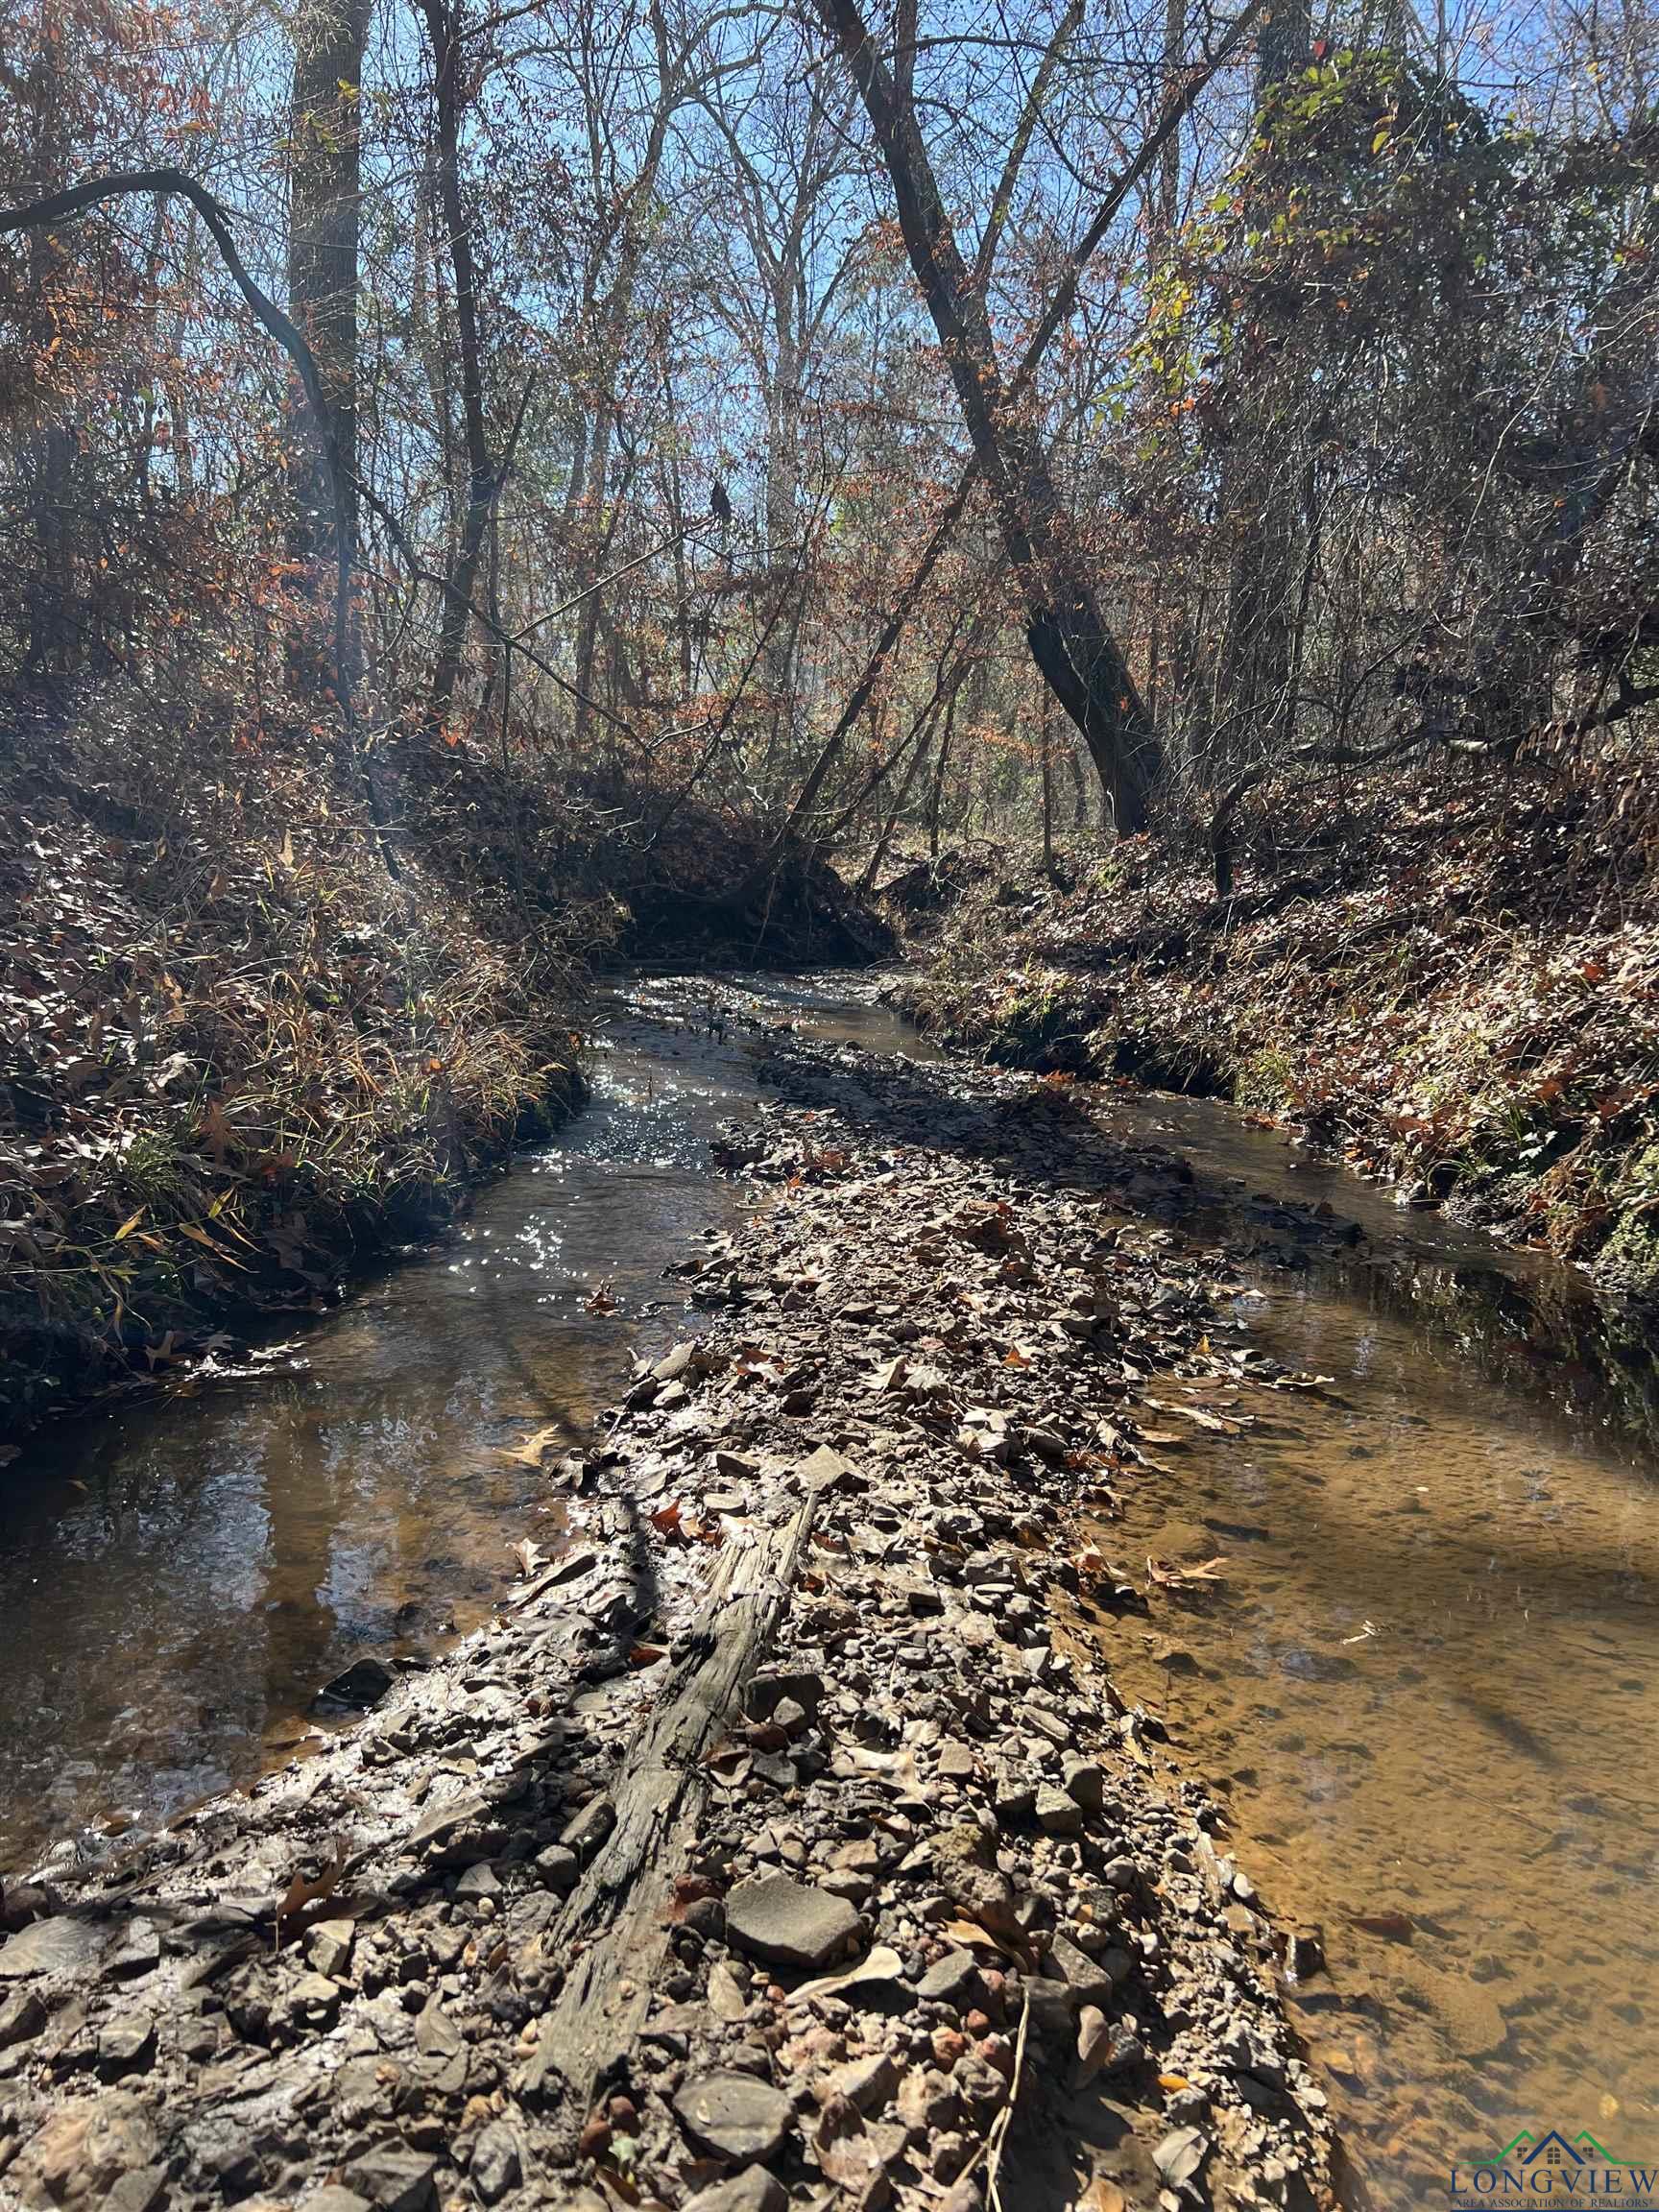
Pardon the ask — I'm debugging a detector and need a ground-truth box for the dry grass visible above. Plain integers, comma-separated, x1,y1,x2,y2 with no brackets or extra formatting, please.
0,697,596,1431
902,757,1659,1302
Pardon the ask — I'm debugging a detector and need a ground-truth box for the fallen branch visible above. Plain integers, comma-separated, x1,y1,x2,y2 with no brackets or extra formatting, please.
519,1489,818,2124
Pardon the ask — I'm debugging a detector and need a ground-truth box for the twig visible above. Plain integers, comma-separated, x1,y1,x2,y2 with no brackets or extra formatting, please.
987,1982,1033,2212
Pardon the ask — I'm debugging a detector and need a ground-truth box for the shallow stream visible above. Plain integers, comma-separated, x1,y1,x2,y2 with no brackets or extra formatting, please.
3,974,1657,2209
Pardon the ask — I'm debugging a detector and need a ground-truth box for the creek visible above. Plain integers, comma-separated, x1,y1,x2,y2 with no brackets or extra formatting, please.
2,973,1656,2211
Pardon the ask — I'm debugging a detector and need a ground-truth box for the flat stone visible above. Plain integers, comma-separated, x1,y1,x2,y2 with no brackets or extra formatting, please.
993,1777,1037,1828
103,1920,161,1982
724,1876,861,1971
685,2169,787,2212
1154,2126,1210,2194
1046,1935,1118,2012
707,1960,749,2023
916,1948,976,2006
673,2071,794,2162
0,1915,105,1980
1062,1758,1105,1814
414,2002,462,2059
96,2014,156,2080
796,1445,863,1493
303,2191,372,2212
341,2149,439,2212
288,1973,341,2019
821,2051,897,2114
103,2168,167,2212
314,1658,395,1713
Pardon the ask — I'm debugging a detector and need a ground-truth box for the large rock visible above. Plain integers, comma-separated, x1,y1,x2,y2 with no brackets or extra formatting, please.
469,2122,522,2205
673,2072,794,2162
341,2149,439,2212
0,1916,105,1981
15,2096,159,2208
724,1875,861,1971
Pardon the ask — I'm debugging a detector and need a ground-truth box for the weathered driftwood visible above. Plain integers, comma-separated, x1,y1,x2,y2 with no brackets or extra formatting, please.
520,1493,816,2116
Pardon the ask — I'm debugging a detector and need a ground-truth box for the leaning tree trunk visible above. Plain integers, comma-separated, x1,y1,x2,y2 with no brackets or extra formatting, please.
811,0,1165,833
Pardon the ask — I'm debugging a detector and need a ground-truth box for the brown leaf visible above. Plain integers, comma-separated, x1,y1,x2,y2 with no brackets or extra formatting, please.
1146,1553,1227,1590
1350,1910,1414,1942
1078,2182,1128,2212
276,1839,347,1933
502,1423,562,1467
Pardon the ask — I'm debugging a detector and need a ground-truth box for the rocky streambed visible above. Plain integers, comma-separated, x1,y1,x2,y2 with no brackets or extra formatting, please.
0,1024,1337,2212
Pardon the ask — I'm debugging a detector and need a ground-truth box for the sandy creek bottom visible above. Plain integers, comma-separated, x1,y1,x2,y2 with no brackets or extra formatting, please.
3,974,1656,2211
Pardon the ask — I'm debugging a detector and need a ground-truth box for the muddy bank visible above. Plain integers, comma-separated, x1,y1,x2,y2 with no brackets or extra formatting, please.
896,768,1659,1307
0,1029,1334,2212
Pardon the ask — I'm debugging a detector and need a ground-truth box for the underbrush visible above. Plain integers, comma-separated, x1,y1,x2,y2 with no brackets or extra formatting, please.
899,758,1659,1302
0,700,596,1435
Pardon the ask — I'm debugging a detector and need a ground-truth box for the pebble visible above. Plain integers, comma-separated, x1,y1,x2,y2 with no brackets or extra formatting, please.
684,2168,787,2212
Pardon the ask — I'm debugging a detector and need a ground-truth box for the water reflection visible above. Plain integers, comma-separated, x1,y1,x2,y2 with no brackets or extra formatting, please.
0,974,930,1871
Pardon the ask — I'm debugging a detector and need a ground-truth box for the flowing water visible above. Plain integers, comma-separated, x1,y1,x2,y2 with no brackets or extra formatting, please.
4,975,1658,2209
0,974,931,1873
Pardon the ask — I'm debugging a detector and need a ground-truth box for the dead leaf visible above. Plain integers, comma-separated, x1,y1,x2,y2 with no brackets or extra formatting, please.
276,1839,347,1933
1078,2182,1128,2212
502,1423,562,1467
1146,1553,1227,1590
1350,1910,1414,1942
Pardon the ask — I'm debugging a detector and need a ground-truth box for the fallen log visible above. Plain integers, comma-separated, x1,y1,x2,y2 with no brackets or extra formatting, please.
520,1491,816,2120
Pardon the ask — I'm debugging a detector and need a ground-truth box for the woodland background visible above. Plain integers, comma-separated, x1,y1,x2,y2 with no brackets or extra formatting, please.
1,0,1656,1422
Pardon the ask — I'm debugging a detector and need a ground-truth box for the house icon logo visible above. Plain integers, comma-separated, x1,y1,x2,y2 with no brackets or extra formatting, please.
1450,2127,1659,2206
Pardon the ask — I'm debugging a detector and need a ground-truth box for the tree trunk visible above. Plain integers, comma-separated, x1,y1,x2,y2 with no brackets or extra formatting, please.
421,0,496,743
1217,0,1311,758
285,0,370,567
812,0,1164,832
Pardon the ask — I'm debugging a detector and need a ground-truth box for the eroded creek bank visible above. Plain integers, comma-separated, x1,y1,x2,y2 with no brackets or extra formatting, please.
2,978,1656,2212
